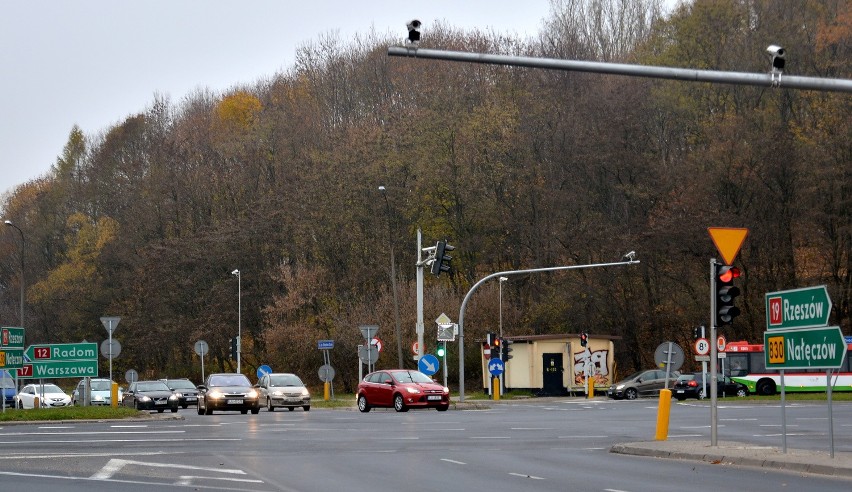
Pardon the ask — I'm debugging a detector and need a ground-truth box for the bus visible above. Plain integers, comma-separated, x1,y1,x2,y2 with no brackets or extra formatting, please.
725,340,852,395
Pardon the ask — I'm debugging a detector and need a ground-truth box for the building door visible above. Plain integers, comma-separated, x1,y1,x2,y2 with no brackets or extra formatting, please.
541,353,564,396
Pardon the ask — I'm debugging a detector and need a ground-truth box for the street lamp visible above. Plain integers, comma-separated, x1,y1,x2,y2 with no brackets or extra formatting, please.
231,269,241,374
378,186,404,368
498,276,508,340
4,220,24,328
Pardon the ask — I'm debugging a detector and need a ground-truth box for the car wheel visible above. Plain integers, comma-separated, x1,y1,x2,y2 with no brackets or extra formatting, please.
288,406,295,411
17,400,23,409
267,398,275,412
171,407,178,413
240,409,248,414
357,394,370,413
303,406,310,411
250,407,260,414
625,388,638,400
737,388,748,398
393,394,408,412
135,401,141,410
197,403,204,415
436,404,449,412
182,404,188,409
204,400,213,415
157,408,164,413
675,396,686,401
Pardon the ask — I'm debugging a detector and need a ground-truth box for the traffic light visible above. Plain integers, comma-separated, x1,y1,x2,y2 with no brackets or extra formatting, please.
436,342,446,358
501,339,514,361
485,332,497,347
430,239,455,276
492,337,502,359
580,332,588,347
715,265,741,326
229,337,239,360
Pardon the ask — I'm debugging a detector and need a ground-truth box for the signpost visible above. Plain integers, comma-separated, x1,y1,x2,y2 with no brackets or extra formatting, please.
100,316,121,384
19,342,99,380
194,340,208,381
765,285,832,330
763,285,839,457
318,339,334,400
0,327,24,371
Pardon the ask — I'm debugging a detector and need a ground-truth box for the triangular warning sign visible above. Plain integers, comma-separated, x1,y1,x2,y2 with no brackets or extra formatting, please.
708,227,748,265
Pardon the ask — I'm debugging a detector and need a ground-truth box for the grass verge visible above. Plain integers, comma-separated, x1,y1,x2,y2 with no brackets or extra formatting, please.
0,405,144,422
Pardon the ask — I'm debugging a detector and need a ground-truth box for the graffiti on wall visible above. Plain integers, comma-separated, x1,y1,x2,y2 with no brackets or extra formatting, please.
573,348,610,386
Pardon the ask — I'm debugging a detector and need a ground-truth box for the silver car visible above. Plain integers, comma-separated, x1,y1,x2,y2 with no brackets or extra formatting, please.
607,369,680,400
256,373,311,411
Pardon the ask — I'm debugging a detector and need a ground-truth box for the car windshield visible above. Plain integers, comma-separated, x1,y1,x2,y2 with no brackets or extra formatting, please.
209,375,251,387
391,371,434,384
622,371,646,382
677,375,697,382
90,381,115,391
137,382,170,392
268,375,303,387
32,384,63,394
166,380,196,390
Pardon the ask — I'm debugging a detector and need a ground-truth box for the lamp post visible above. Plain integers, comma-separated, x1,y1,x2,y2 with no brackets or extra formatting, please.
4,220,24,329
378,186,404,368
498,276,508,393
231,269,241,374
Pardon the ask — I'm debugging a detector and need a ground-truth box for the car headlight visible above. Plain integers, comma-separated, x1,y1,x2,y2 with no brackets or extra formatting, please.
246,389,258,399
405,387,421,394
442,386,450,394
168,394,179,401
301,389,310,397
207,390,224,399
139,396,151,402
173,392,183,398
272,390,284,397
616,384,625,390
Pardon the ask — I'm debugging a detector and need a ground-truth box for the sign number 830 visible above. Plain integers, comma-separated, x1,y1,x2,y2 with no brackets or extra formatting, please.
767,336,786,364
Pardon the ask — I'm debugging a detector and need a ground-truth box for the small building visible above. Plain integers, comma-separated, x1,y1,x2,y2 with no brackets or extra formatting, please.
481,334,619,395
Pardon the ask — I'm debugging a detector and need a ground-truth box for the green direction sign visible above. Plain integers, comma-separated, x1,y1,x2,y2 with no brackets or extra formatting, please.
18,359,99,379
765,285,832,330
1,327,25,348
24,342,98,362
763,326,846,370
0,348,24,370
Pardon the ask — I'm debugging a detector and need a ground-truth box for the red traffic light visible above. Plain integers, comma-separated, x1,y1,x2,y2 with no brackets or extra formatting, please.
718,266,741,283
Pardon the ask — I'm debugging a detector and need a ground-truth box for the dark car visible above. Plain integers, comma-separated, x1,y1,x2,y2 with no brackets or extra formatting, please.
357,369,450,413
673,373,749,401
122,380,179,412
607,369,680,400
163,378,200,408
1,370,15,408
256,373,311,412
197,373,260,415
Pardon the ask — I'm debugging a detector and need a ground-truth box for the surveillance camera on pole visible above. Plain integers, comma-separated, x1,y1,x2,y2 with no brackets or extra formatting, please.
406,19,421,47
767,45,785,86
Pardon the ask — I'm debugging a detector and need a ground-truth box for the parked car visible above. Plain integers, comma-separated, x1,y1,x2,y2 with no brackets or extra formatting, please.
256,373,311,412
196,373,260,415
673,372,749,401
0,370,15,408
162,378,200,408
72,378,123,406
607,369,680,400
122,380,179,412
357,369,450,413
14,383,72,409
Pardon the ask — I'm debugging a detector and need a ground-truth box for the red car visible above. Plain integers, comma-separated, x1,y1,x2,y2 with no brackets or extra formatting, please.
357,369,450,412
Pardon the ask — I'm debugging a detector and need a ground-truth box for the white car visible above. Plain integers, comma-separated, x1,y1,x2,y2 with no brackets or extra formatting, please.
15,383,72,409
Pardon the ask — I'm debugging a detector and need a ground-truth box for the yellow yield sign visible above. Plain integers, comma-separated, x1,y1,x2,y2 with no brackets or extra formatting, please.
708,227,748,265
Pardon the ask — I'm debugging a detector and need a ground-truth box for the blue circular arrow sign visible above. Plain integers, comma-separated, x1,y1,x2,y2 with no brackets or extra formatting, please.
257,364,273,379
418,354,440,376
488,358,504,376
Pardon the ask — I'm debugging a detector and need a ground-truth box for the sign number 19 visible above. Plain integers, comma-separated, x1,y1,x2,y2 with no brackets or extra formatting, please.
767,336,786,364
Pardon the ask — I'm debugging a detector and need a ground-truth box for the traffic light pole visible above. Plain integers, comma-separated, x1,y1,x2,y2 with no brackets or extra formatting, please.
710,259,719,446
456,258,640,402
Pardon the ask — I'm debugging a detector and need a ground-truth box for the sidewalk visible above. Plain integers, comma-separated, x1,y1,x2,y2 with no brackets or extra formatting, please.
610,440,852,479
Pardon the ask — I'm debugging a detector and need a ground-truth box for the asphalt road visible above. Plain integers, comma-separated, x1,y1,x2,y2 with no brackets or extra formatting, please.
0,397,850,491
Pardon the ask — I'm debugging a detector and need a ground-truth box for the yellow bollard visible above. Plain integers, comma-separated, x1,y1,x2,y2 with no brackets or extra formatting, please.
492,377,500,400
33,396,40,409
111,382,118,408
324,382,330,401
587,377,594,398
655,389,672,440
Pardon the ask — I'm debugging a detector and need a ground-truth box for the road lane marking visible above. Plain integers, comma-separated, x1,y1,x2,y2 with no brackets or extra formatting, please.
175,475,264,486
440,458,466,465
557,435,608,438
508,472,545,480
37,426,74,429
91,458,249,480
0,451,180,460
0,438,239,445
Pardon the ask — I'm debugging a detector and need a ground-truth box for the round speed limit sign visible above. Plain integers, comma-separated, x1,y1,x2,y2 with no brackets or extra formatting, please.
694,338,710,356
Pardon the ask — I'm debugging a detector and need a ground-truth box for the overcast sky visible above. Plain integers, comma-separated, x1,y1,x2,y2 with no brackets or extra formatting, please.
0,0,559,199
